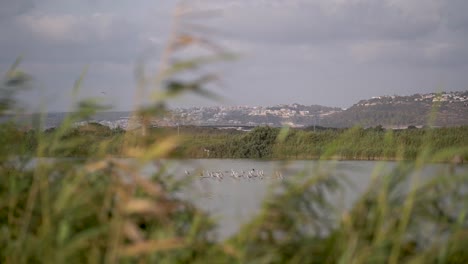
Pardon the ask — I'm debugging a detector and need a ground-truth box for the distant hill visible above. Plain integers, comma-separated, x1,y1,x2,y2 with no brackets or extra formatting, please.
322,91,468,128
166,104,342,127
163,91,468,129
8,91,466,130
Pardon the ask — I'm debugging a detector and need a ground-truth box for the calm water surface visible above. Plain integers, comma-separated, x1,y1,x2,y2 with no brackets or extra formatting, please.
154,159,467,239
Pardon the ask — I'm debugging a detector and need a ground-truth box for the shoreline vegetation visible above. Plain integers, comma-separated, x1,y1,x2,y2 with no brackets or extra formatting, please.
7,122,467,163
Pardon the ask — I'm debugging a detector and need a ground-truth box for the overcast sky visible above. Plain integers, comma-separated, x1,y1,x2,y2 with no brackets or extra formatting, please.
1,0,467,112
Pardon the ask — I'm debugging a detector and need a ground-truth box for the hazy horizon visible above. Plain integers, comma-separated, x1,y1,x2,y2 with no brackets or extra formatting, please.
1,0,468,112
31,88,464,114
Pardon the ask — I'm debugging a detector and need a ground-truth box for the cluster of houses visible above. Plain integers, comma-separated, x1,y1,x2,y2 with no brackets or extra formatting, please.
357,91,468,107
164,104,342,127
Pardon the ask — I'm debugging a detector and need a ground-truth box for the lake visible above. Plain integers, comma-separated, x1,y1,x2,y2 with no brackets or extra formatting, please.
149,159,467,240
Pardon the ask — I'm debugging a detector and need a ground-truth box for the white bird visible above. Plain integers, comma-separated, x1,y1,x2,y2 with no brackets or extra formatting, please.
258,170,264,179
231,169,239,178
248,169,256,178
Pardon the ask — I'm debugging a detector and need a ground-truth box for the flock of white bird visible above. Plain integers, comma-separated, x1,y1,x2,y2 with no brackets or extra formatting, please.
184,169,284,180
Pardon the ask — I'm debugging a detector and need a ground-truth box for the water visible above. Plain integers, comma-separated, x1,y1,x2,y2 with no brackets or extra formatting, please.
153,159,468,240
2,111,132,129
25,158,467,239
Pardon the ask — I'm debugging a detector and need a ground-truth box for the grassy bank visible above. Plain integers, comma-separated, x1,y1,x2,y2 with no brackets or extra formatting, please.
8,123,468,162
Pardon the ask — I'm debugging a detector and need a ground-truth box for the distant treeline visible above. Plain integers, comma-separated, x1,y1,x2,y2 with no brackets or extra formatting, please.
177,125,468,162
6,122,467,162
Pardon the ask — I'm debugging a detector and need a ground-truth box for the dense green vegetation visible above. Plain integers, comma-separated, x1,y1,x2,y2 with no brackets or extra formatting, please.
192,125,468,161
9,123,468,162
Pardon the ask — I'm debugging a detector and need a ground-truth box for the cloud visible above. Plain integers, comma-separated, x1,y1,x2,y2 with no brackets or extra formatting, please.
0,0,34,20
0,0,175,63
0,12,150,63
1,0,467,111
441,0,468,32
203,0,468,69
212,0,441,45
17,13,134,44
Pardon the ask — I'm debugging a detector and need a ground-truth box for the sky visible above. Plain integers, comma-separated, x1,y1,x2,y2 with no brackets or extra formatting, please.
0,0,467,112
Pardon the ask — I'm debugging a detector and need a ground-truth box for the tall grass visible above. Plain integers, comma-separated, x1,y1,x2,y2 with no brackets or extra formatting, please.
1,3,468,264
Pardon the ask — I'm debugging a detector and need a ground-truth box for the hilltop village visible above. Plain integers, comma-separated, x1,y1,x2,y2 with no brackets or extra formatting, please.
68,91,468,130
157,91,468,128
162,104,342,127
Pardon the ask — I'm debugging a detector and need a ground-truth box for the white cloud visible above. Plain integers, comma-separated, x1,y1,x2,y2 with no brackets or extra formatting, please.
16,13,133,44
18,14,81,43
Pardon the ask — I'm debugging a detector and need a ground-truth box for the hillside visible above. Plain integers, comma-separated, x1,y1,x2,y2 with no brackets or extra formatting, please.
164,104,342,127
322,91,468,128
31,91,467,130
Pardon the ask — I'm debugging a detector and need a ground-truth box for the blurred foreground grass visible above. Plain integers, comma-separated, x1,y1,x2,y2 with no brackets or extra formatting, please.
1,4,468,264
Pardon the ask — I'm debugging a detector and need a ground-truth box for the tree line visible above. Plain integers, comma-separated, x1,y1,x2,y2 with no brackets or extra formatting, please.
7,122,466,162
